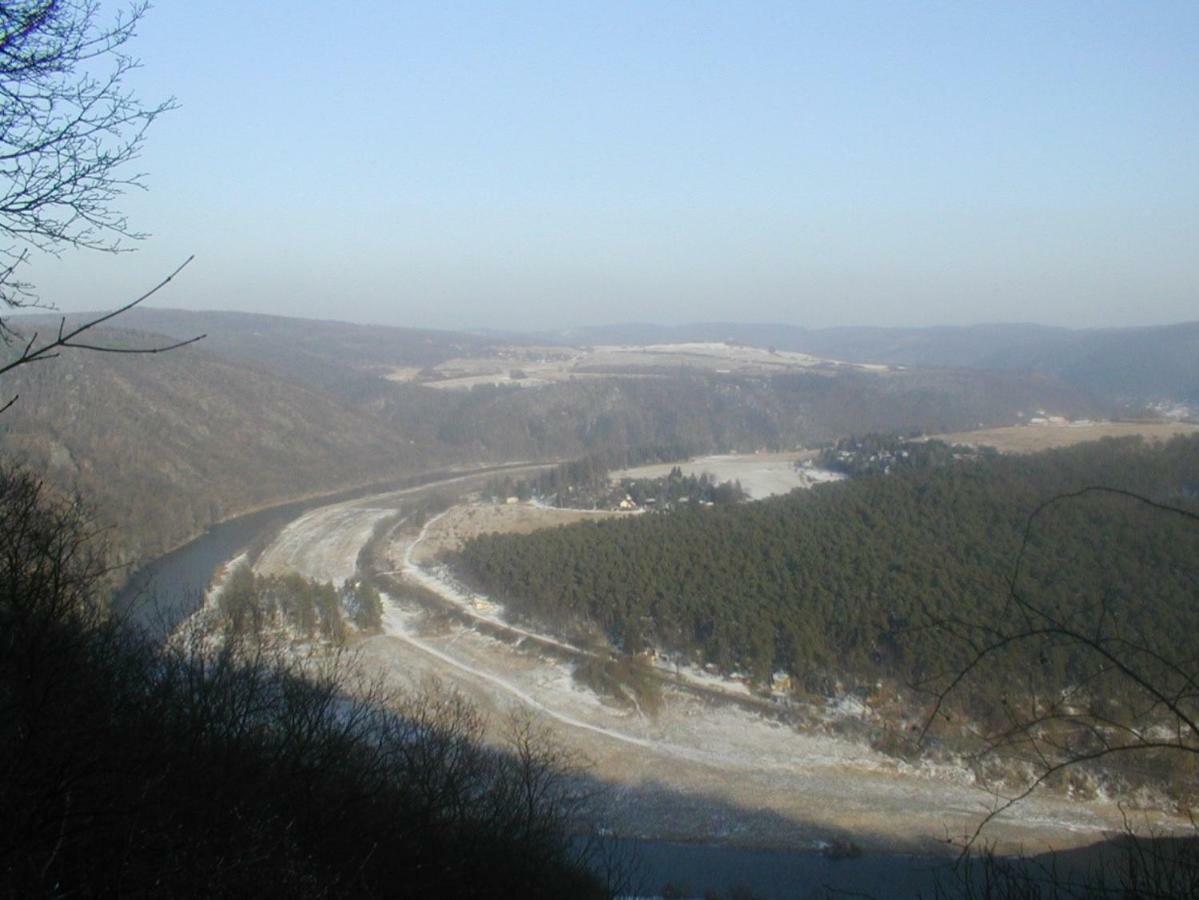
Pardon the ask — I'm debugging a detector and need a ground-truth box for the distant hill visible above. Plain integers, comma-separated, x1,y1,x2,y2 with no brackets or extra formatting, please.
0,311,1109,567
109,310,1199,406
549,321,1199,405
115,308,503,392
0,328,426,564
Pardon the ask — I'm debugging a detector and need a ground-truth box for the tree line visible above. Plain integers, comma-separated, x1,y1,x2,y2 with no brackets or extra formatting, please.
453,436,1199,709
818,432,995,477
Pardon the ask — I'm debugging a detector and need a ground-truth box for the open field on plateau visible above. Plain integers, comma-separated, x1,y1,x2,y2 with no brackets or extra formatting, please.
385,341,887,391
931,420,1199,454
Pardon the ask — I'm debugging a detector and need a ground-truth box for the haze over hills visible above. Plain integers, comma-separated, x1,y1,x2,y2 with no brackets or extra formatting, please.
115,307,501,392
47,307,1199,408
541,321,1199,405
31,309,1196,408
31,309,1194,396
0,309,1130,566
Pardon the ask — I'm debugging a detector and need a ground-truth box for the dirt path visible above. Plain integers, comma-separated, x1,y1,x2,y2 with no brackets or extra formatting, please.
360,600,1126,853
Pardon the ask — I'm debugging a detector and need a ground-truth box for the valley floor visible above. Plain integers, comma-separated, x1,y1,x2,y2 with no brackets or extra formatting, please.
611,451,844,500
236,473,1183,856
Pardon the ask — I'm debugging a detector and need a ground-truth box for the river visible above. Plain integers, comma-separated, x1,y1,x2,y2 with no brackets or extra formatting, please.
114,462,548,636
612,838,957,898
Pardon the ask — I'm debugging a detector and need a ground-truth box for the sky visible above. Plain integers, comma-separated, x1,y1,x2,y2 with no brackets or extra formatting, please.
31,1,1199,332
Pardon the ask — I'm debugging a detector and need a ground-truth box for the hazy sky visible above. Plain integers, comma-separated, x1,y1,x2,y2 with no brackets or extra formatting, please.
33,1,1199,331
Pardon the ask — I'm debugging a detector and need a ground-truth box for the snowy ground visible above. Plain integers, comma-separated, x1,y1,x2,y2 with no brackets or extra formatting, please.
252,463,553,583
247,478,1175,853
406,502,628,562
364,506,1152,852
613,452,845,500
256,502,395,583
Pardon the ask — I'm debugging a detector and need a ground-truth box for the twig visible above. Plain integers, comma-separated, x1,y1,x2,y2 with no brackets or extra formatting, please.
0,255,201,382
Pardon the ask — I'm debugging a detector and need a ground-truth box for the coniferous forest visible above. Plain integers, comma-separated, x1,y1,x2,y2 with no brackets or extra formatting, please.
454,436,1199,708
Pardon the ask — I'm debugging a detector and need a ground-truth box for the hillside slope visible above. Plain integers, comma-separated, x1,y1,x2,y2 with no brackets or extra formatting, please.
0,312,1106,568
0,330,423,563
110,307,499,392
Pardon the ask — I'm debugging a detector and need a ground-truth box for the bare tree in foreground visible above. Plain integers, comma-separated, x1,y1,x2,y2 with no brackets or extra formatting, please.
0,1,176,311
0,1,198,409
0,254,201,411
0,466,615,896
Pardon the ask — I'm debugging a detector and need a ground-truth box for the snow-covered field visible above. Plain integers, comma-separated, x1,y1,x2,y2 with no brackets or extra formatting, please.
385,340,885,391
613,453,845,500
255,501,394,583
252,463,553,583
407,502,627,562
601,342,831,370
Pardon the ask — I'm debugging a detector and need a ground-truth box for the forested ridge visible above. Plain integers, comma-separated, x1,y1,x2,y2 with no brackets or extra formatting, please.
454,436,1199,707
1,320,1100,567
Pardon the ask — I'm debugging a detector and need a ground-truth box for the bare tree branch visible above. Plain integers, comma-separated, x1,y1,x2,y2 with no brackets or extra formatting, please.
0,254,201,385
920,485,1199,848
0,1,177,320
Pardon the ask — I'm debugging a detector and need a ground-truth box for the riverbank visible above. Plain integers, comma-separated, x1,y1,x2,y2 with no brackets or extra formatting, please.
114,459,554,633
